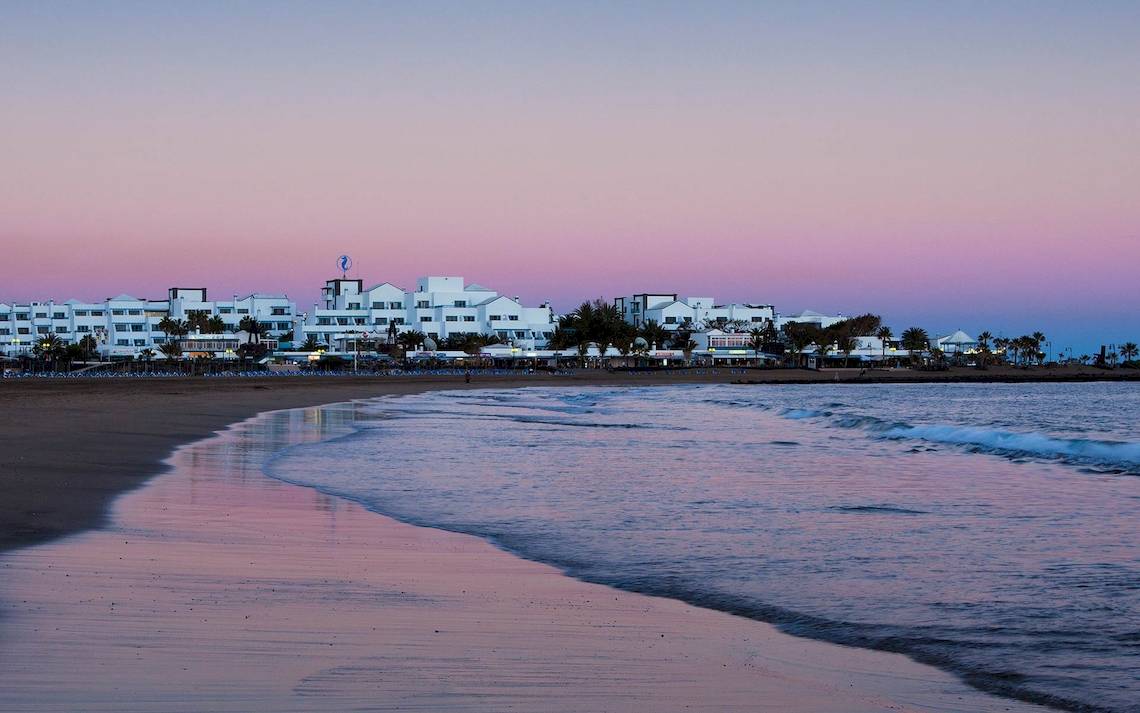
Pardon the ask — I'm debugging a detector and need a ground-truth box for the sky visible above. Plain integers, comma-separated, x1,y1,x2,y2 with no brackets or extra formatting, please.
1,1,1137,354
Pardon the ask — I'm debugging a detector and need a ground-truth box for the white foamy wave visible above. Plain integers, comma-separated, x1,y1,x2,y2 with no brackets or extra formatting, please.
882,424,1140,472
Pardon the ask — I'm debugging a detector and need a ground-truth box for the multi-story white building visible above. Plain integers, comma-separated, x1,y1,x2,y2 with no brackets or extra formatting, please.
0,288,296,359
300,276,557,350
614,293,777,331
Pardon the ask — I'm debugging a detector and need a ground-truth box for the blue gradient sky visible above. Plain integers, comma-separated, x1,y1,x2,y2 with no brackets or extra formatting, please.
2,1,1138,354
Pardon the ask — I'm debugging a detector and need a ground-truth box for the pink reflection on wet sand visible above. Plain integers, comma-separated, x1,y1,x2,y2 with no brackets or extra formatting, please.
0,403,1047,712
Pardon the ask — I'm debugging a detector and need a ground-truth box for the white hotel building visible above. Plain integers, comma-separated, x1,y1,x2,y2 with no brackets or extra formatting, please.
614,293,778,331
0,288,295,359
300,276,556,350
1,276,555,359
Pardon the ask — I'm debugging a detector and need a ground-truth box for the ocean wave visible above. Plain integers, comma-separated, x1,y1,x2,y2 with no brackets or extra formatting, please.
882,425,1140,473
779,407,1140,474
830,504,929,515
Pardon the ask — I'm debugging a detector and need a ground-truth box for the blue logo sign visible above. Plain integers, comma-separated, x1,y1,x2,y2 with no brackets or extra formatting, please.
338,255,353,273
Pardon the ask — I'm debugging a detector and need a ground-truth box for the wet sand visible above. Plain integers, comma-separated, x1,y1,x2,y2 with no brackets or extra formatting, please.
1,367,1131,554
0,402,1048,712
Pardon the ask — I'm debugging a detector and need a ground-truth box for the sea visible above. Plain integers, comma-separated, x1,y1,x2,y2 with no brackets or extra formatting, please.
265,382,1140,712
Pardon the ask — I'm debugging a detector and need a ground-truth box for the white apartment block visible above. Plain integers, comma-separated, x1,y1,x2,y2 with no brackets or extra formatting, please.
614,293,777,331
300,276,557,349
0,288,295,359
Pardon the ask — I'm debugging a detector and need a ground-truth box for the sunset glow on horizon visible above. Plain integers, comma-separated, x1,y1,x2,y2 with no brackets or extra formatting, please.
2,1,1137,353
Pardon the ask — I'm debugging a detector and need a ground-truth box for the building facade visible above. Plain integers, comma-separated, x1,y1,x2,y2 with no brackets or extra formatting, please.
300,276,556,350
614,293,777,331
1,288,295,359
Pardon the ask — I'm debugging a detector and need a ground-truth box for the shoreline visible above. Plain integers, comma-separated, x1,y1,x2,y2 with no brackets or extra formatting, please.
0,399,1052,712
1,368,1135,555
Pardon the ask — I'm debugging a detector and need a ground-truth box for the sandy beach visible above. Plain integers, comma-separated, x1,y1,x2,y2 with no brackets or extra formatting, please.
1,371,1129,710
0,394,1052,712
1,366,1132,555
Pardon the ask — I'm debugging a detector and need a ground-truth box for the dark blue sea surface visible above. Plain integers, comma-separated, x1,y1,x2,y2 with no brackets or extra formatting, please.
266,383,1140,712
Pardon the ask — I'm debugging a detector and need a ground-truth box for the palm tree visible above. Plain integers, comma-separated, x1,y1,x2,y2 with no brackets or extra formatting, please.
993,337,1009,365
836,334,857,367
237,316,265,344
782,322,820,368
638,320,667,350
158,317,189,344
186,310,212,333
1120,342,1139,364
975,331,993,369
77,334,99,361
748,328,766,365
397,330,426,351
1032,332,1046,365
206,315,226,333
159,341,183,361
33,335,66,368
300,334,322,352
901,327,929,353
875,326,893,365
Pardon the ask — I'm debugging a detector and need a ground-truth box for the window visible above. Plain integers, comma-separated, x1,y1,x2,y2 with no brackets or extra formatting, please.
91,311,104,317
114,323,130,331
353,317,365,325
16,314,29,321
416,300,429,308
133,339,147,347
751,316,765,322
237,309,249,314
36,326,48,334
74,310,87,316
318,317,332,326
392,317,405,325
336,317,348,326
374,317,388,325
389,302,402,309
508,315,519,321
53,312,65,319
348,303,360,310
272,307,287,315
0,329,8,335
76,326,90,333
0,313,9,321
515,331,526,338
445,316,458,322
420,316,432,323
219,307,233,314
665,317,677,324
116,339,129,346
490,315,501,321
128,309,141,315
371,302,383,309
18,327,30,334
454,300,466,307
131,324,145,332
463,316,476,322
277,322,290,330
112,310,125,316
55,326,67,333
